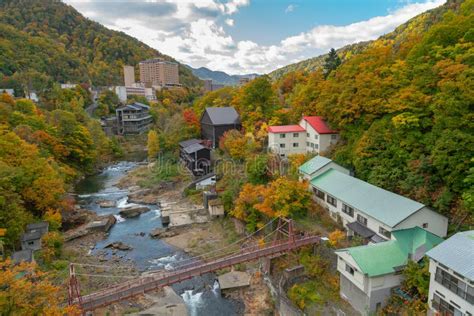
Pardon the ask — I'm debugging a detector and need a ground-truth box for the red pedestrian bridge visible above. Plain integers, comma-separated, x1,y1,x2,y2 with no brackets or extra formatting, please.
68,218,320,311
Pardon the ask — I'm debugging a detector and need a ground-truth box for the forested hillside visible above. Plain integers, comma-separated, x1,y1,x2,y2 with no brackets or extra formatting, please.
0,0,201,89
0,87,121,249
277,0,473,228
193,0,473,230
269,42,369,80
269,0,466,80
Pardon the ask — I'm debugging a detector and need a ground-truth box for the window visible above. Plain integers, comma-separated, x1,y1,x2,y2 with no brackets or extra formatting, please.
331,134,337,140
293,143,299,147
379,227,391,239
422,223,428,228
280,133,286,138
306,133,310,137
357,214,367,226
293,133,299,137
306,142,309,146
345,264,355,275
280,144,286,148
432,293,461,316
314,134,319,139
342,204,354,217
310,143,314,148
313,188,325,200
435,267,474,304
315,144,319,149
326,195,337,207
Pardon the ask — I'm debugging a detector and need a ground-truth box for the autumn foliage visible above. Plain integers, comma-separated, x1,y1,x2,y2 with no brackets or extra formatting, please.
232,177,312,231
0,260,80,315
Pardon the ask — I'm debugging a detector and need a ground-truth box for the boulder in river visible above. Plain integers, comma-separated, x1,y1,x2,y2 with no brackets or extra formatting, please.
85,215,117,232
118,206,150,218
98,200,116,208
150,227,178,238
105,241,133,251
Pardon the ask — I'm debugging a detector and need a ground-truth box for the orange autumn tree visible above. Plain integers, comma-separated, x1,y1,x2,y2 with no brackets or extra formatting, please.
0,260,80,315
231,183,265,232
255,177,312,219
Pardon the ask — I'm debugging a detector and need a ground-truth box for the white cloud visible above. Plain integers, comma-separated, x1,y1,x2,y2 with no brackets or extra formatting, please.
285,4,296,13
66,0,446,75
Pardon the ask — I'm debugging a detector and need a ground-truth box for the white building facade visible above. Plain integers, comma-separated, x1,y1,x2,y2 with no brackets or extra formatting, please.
310,169,448,240
336,227,444,315
426,231,474,316
267,116,339,157
299,116,339,154
267,125,306,157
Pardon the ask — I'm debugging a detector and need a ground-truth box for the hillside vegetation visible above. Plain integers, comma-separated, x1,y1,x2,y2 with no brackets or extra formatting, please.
269,0,465,80
277,0,473,228
0,0,201,88
269,42,369,80
193,0,473,230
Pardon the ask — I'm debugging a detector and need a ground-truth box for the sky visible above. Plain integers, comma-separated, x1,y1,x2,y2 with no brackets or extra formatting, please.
64,0,446,75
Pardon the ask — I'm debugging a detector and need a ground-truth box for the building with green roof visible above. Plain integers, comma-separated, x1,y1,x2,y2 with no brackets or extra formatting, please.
335,227,444,315
298,155,350,181
309,168,448,241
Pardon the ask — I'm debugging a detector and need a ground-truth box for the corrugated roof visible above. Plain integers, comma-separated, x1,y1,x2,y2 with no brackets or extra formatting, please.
179,139,201,148
117,102,150,111
338,227,443,277
184,143,206,154
426,230,474,280
298,156,332,175
310,169,425,227
302,116,337,134
268,125,305,133
204,107,241,125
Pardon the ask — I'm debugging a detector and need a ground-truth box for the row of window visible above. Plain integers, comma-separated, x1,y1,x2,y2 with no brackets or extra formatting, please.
307,142,319,149
435,267,474,304
279,133,337,140
279,143,300,148
279,133,302,138
314,187,394,239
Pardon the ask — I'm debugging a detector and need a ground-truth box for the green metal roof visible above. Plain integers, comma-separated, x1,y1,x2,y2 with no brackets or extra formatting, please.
298,155,332,175
338,227,443,277
310,169,425,227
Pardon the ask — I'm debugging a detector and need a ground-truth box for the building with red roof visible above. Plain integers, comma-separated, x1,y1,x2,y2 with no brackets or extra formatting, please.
267,116,339,157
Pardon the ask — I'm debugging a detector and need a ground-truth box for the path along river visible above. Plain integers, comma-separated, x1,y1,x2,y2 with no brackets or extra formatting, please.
75,161,242,315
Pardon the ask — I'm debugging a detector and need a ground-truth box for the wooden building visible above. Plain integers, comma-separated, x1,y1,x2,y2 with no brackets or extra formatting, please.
116,102,153,135
200,107,241,148
179,139,211,175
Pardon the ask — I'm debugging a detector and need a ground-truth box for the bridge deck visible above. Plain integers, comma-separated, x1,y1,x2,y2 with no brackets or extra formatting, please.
79,235,320,311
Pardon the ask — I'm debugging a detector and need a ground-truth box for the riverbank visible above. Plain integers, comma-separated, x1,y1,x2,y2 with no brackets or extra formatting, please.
65,161,274,315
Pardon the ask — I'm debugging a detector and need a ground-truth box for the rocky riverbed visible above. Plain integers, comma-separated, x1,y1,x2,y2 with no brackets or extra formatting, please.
65,161,273,315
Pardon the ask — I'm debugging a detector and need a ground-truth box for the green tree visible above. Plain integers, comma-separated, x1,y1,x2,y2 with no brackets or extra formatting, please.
323,48,341,77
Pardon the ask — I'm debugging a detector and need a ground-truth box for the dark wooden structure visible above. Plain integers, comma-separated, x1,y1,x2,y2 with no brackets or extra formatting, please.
116,102,153,135
179,139,211,175
200,107,241,148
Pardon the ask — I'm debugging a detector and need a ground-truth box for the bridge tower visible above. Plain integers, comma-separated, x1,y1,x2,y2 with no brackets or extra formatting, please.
68,263,83,307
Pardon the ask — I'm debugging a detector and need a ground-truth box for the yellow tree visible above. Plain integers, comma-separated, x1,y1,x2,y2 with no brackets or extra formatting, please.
255,177,311,218
147,129,160,161
0,260,79,315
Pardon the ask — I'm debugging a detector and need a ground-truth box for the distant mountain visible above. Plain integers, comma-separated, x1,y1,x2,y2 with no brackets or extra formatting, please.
0,0,201,88
187,66,259,86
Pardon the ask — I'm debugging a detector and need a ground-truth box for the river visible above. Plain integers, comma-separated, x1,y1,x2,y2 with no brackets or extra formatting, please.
75,161,242,315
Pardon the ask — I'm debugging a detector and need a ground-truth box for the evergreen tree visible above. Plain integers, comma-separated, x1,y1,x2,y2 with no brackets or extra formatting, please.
323,48,341,77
